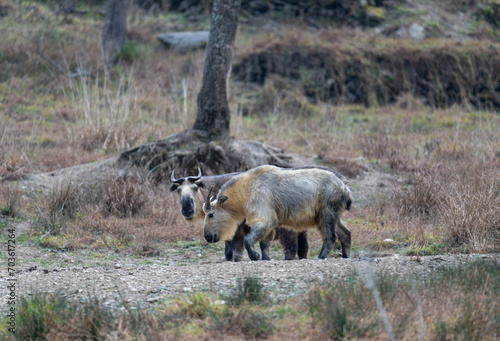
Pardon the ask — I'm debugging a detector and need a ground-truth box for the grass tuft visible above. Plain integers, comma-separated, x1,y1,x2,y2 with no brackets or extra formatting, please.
224,277,268,307
32,180,82,235
0,185,22,217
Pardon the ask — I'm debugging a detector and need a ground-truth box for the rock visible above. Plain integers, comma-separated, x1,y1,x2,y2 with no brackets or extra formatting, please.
147,296,160,303
157,31,209,52
409,23,425,41
395,23,425,41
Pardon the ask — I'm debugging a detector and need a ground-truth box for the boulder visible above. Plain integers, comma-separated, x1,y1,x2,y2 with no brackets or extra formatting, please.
157,31,209,51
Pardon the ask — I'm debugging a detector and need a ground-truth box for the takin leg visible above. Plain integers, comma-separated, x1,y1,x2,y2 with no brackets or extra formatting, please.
228,222,248,262
244,222,274,261
297,231,309,259
318,211,338,259
224,241,233,261
259,229,275,261
277,227,298,260
336,219,351,258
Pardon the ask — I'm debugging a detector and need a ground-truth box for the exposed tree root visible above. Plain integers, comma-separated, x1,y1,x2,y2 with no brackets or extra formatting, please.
117,129,312,181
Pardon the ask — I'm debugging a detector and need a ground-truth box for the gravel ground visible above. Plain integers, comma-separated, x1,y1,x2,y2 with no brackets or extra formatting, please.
4,243,491,308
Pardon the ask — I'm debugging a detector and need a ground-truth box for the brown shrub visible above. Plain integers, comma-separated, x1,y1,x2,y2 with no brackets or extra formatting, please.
0,185,23,217
393,168,446,218
31,180,82,235
439,163,500,252
38,180,82,221
101,175,148,218
393,160,500,252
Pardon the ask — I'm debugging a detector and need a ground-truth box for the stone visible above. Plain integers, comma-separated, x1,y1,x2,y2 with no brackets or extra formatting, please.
157,31,209,52
409,23,425,41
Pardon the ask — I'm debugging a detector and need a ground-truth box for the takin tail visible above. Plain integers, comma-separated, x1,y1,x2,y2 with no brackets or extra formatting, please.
342,184,353,211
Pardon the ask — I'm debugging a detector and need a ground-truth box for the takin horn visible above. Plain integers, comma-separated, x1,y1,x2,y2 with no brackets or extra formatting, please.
204,187,213,211
187,167,202,183
170,170,185,184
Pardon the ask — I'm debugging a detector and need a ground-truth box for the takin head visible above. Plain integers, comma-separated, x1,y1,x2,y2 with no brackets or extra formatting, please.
202,188,238,243
169,168,207,221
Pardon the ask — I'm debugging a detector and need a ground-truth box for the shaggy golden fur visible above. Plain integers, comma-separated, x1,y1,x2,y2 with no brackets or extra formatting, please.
203,165,352,260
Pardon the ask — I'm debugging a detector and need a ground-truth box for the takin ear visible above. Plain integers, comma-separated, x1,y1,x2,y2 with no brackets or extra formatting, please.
218,195,228,205
195,180,207,190
169,183,179,192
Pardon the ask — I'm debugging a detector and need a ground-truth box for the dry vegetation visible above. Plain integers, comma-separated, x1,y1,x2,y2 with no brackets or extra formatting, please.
0,0,500,339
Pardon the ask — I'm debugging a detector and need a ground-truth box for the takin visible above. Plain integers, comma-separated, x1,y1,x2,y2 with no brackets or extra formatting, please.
169,168,308,261
202,165,352,260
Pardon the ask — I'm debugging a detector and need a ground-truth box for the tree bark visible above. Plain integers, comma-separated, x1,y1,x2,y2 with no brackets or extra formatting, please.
192,0,242,141
102,0,129,65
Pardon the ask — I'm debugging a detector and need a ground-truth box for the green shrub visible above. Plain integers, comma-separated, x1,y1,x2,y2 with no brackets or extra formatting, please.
120,41,142,62
224,277,268,307
16,291,114,340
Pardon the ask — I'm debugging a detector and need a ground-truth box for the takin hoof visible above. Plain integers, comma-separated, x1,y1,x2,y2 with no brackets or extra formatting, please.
233,253,244,262
262,254,271,261
248,251,261,261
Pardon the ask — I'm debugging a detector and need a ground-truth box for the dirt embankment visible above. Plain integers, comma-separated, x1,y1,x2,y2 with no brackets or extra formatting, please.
234,39,500,109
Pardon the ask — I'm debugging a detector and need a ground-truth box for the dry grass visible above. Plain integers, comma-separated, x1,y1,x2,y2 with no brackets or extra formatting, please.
31,179,83,236
439,162,500,252
389,159,500,253
0,184,23,217
63,75,141,152
56,183,200,252
393,167,445,218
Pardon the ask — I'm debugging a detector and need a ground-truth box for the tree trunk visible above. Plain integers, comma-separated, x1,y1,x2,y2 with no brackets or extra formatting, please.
192,0,242,141
102,0,129,65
